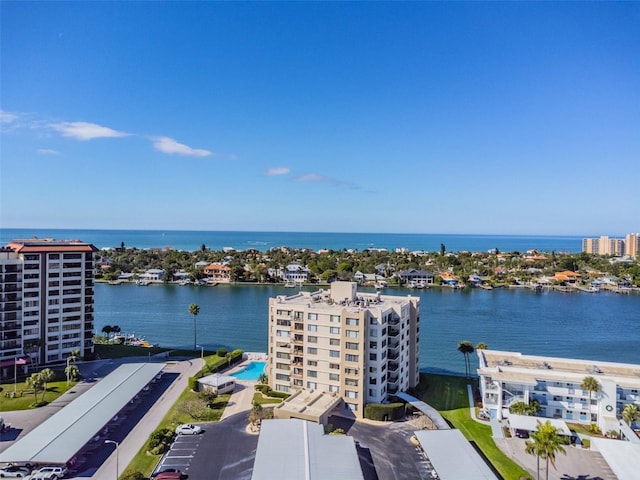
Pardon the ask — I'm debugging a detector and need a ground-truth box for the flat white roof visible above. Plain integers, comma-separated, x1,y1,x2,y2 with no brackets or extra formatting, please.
251,419,364,480
198,373,236,387
414,429,498,480
508,414,572,436
591,437,640,480
1,362,164,464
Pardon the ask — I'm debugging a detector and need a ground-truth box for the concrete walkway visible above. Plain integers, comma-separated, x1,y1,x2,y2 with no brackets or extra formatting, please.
466,383,503,438
220,380,257,421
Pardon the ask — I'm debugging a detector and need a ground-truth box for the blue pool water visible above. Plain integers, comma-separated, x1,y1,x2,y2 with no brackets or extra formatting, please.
231,361,266,381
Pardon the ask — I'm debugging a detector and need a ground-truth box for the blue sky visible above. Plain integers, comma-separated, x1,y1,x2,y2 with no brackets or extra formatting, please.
1,2,638,235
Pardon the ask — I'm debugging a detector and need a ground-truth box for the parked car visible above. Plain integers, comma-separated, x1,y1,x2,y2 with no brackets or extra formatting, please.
175,423,202,435
0,465,31,477
515,429,530,439
151,468,182,478
28,474,58,480
34,466,67,478
153,472,183,480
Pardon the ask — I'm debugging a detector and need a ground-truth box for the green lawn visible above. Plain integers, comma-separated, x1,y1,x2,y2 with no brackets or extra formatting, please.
417,373,532,480
252,391,283,405
0,380,77,411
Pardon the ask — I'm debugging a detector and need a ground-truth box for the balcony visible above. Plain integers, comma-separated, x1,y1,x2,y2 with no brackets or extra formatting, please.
388,361,399,372
292,347,303,355
293,322,304,331
388,386,398,395
388,316,400,326
388,328,400,338
388,374,399,385
388,341,400,351
292,335,304,345
387,351,399,360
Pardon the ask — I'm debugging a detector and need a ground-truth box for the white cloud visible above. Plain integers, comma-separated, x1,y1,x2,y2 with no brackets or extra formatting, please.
51,121,130,140
151,136,212,157
37,149,61,155
265,167,290,176
1,110,19,124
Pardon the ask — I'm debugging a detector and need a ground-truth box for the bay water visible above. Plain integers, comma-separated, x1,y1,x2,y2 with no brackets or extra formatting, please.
95,283,640,375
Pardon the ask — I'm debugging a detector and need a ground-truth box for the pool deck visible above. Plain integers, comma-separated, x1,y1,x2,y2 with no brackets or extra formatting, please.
221,353,267,421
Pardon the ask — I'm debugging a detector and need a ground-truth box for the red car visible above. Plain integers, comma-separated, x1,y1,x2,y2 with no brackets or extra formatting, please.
154,473,183,480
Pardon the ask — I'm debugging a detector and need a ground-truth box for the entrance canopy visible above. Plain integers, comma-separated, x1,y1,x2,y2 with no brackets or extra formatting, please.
508,414,572,436
1,362,164,464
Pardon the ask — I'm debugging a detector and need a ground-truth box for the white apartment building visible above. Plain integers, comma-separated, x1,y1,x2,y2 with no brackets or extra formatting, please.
478,350,640,434
582,233,639,257
267,282,420,418
625,233,639,258
0,239,97,376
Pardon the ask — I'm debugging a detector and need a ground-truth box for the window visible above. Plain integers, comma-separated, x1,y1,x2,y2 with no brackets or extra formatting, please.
329,373,340,382
307,360,317,366
345,368,358,375
345,354,358,362
276,363,290,370
346,318,359,326
329,385,339,393
308,313,317,320
307,347,317,354
308,324,318,332
330,338,340,346
330,363,340,369
276,384,290,393
276,373,290,381
369,329,378,337
369,341,378,349
345,342,359,350
345,378,358,386
329,350,340,358
330,315,341,323
369,366,377,373
276,352,290,359
307,381,317,389
370,353,377,361
330,327,340,335
346,330,358,338
369,389,377,397
276,330,290,337
369,317,378,325
308,370,317,378
345,390,358,399
307,336,317,343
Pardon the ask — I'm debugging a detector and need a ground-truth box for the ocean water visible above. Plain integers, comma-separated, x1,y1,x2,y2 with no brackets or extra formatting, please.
1,228,584,253
94,283,640,375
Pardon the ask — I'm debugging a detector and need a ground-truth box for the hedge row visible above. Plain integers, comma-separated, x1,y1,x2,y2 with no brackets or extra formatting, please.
363,402,406,421
254,384,290,399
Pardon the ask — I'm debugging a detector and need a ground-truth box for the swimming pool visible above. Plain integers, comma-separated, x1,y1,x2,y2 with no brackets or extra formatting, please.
231,361,266,381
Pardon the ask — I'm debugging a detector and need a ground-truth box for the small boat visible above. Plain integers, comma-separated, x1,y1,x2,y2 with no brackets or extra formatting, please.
284,281,296,288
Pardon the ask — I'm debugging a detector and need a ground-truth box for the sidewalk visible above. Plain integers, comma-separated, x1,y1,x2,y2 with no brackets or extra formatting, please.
220,379,257,421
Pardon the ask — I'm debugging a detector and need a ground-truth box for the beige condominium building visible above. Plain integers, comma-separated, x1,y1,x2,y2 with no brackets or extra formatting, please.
0,239,97,378
267,281,420,418
478,349,640,434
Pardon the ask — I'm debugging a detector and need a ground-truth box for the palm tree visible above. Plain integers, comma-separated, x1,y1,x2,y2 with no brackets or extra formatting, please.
457,340,474,379
101,325,113,339
65,364,80,384
533,420,566,480
39,368,55,403
524,438,546,480
189,303,200,350
475,342,488,351
622,403,639,426
26,372,43,404
581,376,600,421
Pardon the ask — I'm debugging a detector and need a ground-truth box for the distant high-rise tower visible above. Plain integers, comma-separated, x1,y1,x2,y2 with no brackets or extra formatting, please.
0,239,97,376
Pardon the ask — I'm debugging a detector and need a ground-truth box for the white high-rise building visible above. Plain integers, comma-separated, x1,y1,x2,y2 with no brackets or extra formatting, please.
267,281,420,418
0,239,97,377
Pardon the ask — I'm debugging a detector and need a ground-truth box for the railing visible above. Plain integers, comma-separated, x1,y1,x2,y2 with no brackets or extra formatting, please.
504,395,525,407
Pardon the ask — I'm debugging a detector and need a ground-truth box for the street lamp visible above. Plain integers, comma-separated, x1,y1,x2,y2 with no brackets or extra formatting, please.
104,439,119,479
196,344,204,360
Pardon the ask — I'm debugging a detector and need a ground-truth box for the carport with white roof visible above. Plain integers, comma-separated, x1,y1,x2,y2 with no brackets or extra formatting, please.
1,362,164,465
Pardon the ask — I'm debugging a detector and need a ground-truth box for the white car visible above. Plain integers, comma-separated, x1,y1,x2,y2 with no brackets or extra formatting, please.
35,466,67,478
175,424,202,435
0,465,31,477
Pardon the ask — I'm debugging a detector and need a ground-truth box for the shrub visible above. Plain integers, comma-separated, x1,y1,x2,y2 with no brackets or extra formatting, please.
364,402,405,421
588,423,601,435
330,428,345,435
268,390,290,399
148,427,174,454
121,472,145,480
581,438,591,449
217,347,228,357
188,376,200,392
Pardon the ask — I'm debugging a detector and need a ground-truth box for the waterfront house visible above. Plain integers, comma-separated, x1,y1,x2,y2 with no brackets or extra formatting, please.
268,262,310,284
396,269,434,286
140,269,165,281
553,270,582,284
204,262,231,283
